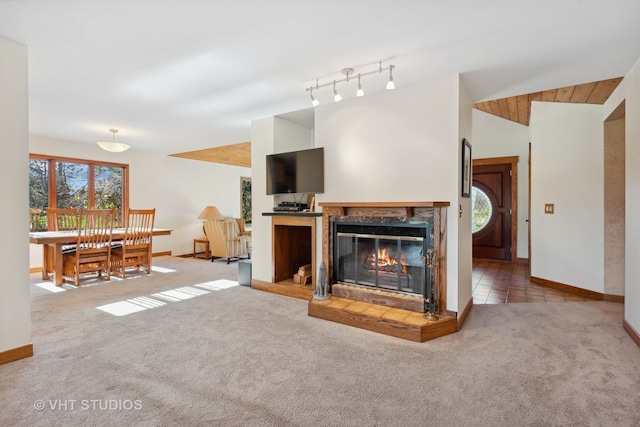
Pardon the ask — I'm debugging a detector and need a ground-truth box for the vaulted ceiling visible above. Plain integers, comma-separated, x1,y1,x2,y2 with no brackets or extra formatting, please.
473,77,623,126
0,2,639,153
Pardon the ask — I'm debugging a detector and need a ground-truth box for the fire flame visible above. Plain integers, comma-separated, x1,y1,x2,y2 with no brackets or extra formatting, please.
367,248,407,274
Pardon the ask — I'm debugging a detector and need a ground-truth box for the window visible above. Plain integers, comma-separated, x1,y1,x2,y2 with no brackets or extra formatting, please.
29,154,128,230
472,186,493,233
240,176,251,225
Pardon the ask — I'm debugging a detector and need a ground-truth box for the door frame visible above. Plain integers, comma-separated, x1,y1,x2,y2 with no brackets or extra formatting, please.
472,156,518,262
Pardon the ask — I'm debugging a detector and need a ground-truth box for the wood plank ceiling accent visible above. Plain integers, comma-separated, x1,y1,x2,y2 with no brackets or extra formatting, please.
170,141,251,167
473,77,623,126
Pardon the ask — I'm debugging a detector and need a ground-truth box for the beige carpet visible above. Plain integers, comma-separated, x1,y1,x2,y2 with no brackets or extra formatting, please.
2,256,640,426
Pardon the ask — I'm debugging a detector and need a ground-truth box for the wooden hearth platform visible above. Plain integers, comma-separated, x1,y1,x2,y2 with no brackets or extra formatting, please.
251,279,314,300
308,296,457,342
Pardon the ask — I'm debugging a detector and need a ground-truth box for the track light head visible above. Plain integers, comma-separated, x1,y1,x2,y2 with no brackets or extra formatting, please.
386,65,395,90
356,74,364,97
310,86,320,106
333,80,342,102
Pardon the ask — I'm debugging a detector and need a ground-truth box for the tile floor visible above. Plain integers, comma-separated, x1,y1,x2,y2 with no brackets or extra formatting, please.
472,258,591,304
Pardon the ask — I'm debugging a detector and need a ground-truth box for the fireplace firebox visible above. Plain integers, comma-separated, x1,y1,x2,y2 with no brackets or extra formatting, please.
332,218,438,313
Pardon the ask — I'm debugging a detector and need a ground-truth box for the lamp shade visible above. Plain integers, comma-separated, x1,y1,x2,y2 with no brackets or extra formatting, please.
197,206,223,219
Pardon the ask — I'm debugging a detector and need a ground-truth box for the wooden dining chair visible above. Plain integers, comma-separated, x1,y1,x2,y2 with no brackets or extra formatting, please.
47,208,80,231
42,208,80,279
111,208,156,278
61,208,116,286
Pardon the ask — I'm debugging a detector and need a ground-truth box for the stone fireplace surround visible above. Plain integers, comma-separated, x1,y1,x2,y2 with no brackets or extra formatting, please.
319,202,449,315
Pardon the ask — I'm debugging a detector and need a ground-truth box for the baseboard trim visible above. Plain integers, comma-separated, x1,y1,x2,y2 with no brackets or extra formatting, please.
152,251,171,257
530,276,624,303
0,344,33,365
29,267,41,273
623,320,640,348
457,297,473,331
603,294,625,303
176,253,195,258
516,257,529,264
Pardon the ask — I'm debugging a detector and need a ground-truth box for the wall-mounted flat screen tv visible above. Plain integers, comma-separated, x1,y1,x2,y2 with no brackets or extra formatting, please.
266,147,324,195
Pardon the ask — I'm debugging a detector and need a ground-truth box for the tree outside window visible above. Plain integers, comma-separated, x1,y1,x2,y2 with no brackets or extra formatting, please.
241,177,251,225
29,155,128,230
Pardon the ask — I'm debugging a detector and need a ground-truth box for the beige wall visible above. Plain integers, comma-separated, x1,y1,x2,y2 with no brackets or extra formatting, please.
0,36,31,354
603,117,625,296
530,102,605,293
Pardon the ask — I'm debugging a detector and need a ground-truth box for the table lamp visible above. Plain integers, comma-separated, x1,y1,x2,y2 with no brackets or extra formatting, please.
197,206,223,220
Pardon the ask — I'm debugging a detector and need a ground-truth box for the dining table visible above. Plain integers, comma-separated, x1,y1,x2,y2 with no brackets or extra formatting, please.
29,228,172,285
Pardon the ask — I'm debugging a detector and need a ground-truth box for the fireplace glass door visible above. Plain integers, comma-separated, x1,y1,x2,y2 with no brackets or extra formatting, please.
334,222,432,297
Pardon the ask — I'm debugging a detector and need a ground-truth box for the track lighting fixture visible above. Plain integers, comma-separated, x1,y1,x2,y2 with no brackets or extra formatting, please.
305,61,396,106
333,80,342,102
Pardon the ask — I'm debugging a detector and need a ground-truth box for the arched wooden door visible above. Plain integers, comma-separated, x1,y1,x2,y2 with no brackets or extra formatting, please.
472,158,517,261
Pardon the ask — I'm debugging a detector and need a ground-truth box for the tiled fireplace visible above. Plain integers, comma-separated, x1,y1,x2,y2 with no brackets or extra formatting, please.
319,202,449,315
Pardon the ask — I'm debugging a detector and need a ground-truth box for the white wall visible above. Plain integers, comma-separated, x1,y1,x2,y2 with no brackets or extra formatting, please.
250,117,275,284
472,109,530,258
29,135,250,267
0,36,31,354
311,74,465,312
529,102,604,293
250,115,315,284
457,77,474,312
272,116,314,206
619,57,640,334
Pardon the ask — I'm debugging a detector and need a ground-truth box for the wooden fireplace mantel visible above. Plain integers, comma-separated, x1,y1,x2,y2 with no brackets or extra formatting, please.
318,201,449,219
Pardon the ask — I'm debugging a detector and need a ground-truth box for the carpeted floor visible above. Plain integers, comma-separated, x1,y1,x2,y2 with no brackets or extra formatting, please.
2,256,640,426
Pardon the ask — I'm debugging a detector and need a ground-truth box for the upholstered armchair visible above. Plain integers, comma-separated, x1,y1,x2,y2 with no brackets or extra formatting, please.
204,217,251,264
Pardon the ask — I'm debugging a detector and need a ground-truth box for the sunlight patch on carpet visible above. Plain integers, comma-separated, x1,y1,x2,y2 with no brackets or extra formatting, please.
95,280,240,316
151,266,176,273
34,281,67,293
97,300,156,316
151,286,211,301
195,279,239,291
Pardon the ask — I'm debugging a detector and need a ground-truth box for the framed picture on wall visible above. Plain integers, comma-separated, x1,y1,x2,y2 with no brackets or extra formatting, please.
461,138,472,197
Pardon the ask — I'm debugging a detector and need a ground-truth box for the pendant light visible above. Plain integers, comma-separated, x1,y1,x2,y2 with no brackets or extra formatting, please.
97,129,130,153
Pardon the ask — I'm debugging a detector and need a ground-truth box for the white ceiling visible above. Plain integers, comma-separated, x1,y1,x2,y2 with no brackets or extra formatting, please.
1,0,639,154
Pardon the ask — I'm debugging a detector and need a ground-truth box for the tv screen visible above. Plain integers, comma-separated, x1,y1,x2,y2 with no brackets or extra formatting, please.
266,147,324,195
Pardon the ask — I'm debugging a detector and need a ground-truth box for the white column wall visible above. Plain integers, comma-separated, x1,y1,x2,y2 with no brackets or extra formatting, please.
529,102,604,293
250,117,276,284
313,75,463,312
28,135,250,267
457,77,474,312
621,57,640,333
250,115,315,284
472,109,531,259
0,36,31,354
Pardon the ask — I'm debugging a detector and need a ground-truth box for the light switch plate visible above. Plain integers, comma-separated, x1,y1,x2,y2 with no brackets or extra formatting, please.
544,203,554,214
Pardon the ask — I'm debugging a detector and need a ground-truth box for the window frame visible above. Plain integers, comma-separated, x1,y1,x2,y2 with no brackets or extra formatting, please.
29,153,129,216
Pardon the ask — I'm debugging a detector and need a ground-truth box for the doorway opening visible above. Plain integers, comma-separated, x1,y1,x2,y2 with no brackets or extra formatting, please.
472,156,518,261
